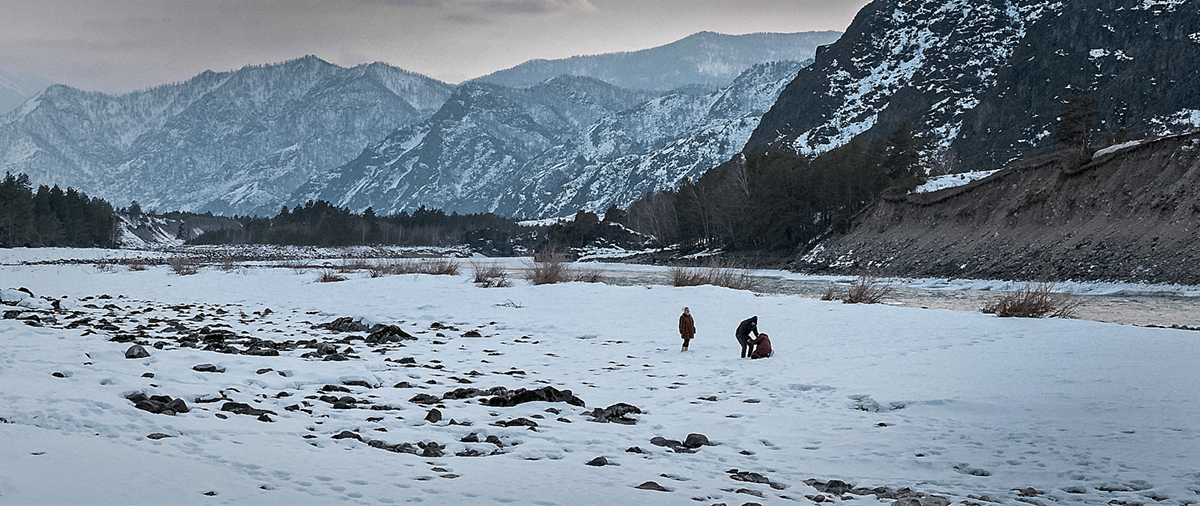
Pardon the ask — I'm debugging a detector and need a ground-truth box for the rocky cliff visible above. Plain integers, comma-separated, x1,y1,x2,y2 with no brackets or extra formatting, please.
797,131,1200,284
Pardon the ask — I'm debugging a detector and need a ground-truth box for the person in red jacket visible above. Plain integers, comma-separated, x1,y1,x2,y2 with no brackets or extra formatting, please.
749,333,772,359
679,307,696,352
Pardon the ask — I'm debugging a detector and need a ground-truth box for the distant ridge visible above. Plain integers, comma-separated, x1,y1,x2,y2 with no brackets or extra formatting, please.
474,31,840,91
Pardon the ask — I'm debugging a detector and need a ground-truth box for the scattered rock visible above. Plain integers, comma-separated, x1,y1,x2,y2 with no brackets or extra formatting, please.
635,481,670,492
124,345,150,359
316,317,370,333
626,446,643,454
409,393,441,405
491,417,538,428
683,433,710,448
587,402,641,424
51,372,66,378
586,456,608,466
483,385,585,407
146,433,172,440
425,409,443,423
220,402,276,417
332,431,363,442
192,363,224,373
462,330,482,338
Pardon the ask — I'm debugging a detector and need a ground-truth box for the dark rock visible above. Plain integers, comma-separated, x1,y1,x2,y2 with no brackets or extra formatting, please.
257,414,273,422
343,380,373,388
322,353,348,361
256,368,274,375
650,436,682,448
398,357,416,364
736,488,764,498
634,481,670,492
587,402,641,424
316,343,339,355
810,479,852,496
124,345,150,359
141,372,154,378
409,393,441,405
146,433,172,440
365,324,415,344
316,316,370,333
51,372,65,378
626,446,643,453
192,364,223,373
586,456,608,466
484,385,585,407
460,432,480,443
393,381,414,388
425,409,443,423
462,330,482,338
683,433,710,448
220,402,276,417
492,417,538,428
320,384,351,393
418,441,444,457
485,435,503,446
332,430,363,441
3,310,21,319
166,398,189,414
455,448,485,457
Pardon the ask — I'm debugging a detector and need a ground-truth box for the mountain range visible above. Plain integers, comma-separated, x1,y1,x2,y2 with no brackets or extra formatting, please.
0,32,834,218
294,60,807,218
0,56,453,216
475,30,840,91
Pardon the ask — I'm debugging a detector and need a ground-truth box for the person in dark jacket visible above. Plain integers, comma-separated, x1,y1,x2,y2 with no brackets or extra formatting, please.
735,316,758,358
679,307,695,352
749,333,772,359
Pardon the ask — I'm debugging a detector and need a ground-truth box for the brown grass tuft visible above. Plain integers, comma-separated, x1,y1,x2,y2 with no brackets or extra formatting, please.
981,281,1080,318
840,276,894,304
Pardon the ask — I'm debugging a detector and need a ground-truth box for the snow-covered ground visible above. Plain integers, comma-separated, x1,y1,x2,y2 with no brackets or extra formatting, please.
912,170,999,194
2,251,1199,505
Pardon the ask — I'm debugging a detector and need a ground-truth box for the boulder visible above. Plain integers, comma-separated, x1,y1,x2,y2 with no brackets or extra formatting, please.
683,433,710,448
587,403,641,424
634,481,670,492
425,408,443,423
125,345,150,359
192,364,223,373
586,456,608,466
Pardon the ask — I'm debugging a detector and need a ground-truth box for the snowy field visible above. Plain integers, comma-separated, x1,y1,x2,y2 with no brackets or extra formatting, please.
2,250,1199,505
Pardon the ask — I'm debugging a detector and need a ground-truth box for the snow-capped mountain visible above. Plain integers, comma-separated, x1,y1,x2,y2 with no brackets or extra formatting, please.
296,61,807,218
289,76,660,215
502,60,808,218
475,31,839,91
0,56,453,216
0,70,51,115
749,0,1064,157
748,0,1200,171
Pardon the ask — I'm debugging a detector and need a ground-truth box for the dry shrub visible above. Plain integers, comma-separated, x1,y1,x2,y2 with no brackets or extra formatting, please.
525,253,569,285
572,267,604,284
841,276,894,304
981,281,1080,318
169,257,199,276
94,259,115,272
283,260,309,274
127,260,149,272
369,258,461,277
471,260,512,288
820,285,838,301
668,260,763,292
316,269,348,283
216,255,240,272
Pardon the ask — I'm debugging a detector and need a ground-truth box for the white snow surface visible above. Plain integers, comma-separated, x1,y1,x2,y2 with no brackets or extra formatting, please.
2,253,1199,505
912,170,999,193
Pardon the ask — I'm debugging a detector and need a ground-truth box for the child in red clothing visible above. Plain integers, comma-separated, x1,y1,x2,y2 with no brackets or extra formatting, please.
749,333,772,359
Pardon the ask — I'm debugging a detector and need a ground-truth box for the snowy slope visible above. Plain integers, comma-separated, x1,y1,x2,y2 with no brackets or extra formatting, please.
1,253,1198,505
0,56,453,216
299,61,805,219
505,60,807,218
475,31,840,91
750,0,1063,157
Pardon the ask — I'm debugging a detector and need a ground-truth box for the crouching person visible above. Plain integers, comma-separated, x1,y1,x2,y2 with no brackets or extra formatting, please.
749,333,772,359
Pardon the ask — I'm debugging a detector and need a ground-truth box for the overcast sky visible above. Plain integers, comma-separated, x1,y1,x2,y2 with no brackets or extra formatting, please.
0,0,869,94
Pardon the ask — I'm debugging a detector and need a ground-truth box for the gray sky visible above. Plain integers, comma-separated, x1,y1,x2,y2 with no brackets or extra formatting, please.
0,0,869,94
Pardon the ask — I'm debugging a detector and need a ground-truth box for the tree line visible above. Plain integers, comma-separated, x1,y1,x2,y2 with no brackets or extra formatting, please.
0,172,116,248
189,200,534,252
626,123,927,251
